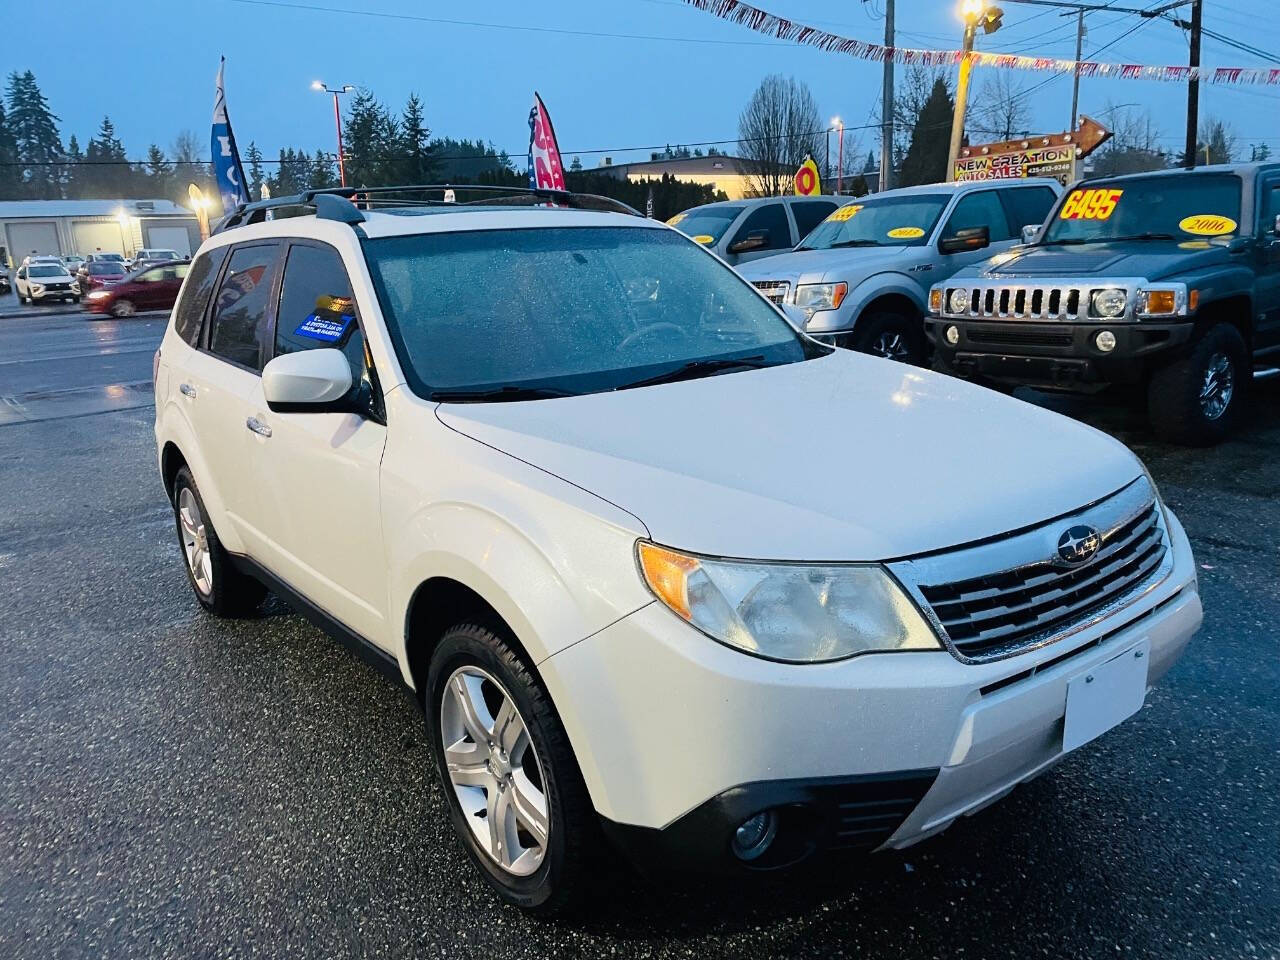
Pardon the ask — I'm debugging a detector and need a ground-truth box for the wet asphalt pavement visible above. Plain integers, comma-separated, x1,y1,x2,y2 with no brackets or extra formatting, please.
0,317,1277,959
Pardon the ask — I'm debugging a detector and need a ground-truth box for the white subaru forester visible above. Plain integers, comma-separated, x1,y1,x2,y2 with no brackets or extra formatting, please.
154,187,1202,913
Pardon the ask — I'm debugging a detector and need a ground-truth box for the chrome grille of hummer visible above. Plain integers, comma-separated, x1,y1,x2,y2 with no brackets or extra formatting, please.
888,477,1171,663
751,280,789,306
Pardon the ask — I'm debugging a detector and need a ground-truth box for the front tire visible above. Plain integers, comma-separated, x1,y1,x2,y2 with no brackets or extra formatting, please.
170,466,266,617
426,623,595,914
1147,321,1248,446
850,310,927,365
111,299,136,318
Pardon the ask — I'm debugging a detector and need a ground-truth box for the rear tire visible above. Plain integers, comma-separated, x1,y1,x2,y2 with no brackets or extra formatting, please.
426,623,595,915
1146,321,1248,446
850,310,927,365
170,466,266,617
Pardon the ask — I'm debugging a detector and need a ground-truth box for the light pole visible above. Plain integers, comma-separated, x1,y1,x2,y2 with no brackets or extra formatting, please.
947,0,1003,182
832,117,844,195
312,81,353,186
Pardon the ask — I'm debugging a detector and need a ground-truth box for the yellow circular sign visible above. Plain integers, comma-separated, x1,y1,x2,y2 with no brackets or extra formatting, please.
666,213,686,226
1178,214,1237,237
887,227,925,239
691,234,715,245
1178,240,1212,251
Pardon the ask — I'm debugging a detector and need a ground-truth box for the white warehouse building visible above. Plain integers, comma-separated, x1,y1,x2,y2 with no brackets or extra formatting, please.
0,199,201,269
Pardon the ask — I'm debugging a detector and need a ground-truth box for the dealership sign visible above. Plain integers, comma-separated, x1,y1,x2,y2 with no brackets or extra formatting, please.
954,115,1111,186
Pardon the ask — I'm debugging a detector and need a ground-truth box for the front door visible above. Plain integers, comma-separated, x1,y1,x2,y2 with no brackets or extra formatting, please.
936,189,1020,280
238,239,390,644
726,202,795,265
1255,177,1280,349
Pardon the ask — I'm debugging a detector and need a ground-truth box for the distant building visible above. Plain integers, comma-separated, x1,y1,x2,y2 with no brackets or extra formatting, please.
597,155,763,200
0,199,200,268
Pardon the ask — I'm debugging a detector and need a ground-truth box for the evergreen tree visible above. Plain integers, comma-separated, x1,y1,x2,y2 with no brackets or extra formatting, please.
145,144,170,198
4,70,64,198
343,88,400,186
569,155,583,172
244,141,266,199
61,134,84,198
398,93,437,183
0,101,22,199
898,79,953,187
83,115,130,198
309,150,337,190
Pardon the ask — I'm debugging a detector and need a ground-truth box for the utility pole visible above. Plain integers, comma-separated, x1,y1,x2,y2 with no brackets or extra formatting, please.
946,18,979,183
1183,0,1202,168
1070,10,1085,128
880,0,895,191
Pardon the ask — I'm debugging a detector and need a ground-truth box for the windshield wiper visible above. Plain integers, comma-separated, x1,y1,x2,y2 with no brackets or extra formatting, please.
826,238,883,249
617,355,771,390
1040,232,1176,247
431,385,577,402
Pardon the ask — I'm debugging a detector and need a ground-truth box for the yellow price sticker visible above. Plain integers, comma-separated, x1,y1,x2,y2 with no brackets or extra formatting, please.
827,204,863,222
691,234,715,245
1059,188,1124,221
666,213,686,226
887,226,925,239
1178,214,1237,237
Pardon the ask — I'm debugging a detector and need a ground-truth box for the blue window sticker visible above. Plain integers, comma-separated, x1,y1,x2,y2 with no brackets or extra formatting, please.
294,313,353,343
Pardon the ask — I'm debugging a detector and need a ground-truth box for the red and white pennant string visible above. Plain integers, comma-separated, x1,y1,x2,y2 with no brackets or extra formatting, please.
681,0,1280,85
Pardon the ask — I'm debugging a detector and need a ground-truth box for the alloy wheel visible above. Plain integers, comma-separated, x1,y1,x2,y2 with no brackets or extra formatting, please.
177,487,213,595
112,300,137,317
440,666,550,877
872,330,911,362
1199,351,1235,420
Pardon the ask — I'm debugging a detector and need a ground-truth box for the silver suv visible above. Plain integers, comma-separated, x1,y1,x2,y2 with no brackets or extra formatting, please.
668,195,854,266
738,180,1062,363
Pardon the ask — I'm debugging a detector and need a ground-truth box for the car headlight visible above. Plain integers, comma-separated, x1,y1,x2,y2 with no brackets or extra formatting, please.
88,290,110,300
794,282,848,314
948,288,970,315
31,284,44,294
1091,288,1128,319
637,542,939,663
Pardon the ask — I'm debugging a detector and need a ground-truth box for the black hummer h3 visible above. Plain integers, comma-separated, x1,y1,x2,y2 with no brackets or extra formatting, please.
926,163,1280,445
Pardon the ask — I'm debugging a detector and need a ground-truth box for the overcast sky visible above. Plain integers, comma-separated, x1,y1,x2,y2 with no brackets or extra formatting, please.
24,0,1280,169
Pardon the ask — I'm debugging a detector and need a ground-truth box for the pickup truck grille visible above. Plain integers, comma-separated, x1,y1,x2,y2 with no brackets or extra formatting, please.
888,478,1171,663
949,284,1094,320
751,280,789,306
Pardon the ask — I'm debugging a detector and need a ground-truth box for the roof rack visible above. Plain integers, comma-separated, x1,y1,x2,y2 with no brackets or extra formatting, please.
213,184,642,233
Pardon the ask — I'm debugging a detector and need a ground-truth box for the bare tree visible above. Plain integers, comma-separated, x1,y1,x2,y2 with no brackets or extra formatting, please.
738,75,822,196
975,73,1031,141
1088,103,1169,178
169,129,201,165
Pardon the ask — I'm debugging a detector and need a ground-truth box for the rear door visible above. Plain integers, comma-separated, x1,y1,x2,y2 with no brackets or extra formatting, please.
790,199,841,247
238,239,390,642
999,184,1060,240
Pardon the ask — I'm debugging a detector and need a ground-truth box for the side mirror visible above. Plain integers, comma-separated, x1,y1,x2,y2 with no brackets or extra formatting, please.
728,229,770,255
939,226,991,255
1273,214,1280,237
262,348,353,413
1021,224,1041,245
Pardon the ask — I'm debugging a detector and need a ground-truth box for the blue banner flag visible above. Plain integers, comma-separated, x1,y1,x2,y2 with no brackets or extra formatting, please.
211,57,250,215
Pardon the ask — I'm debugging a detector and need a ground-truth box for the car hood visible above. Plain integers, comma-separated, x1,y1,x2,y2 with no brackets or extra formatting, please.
436,352,1142,561
964,241,1234,282
738,246,912,285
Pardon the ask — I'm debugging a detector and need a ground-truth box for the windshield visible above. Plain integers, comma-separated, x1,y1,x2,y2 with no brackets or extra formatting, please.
667,205,744,245
99,254,125,262
89,262,121,275
1041,174,1244,245
30,265,66,278
363,226,822,400
798,195,949,250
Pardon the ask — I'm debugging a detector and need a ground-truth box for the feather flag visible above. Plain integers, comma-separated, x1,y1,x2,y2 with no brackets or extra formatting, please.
528,93,567,191
211,57,250,214
794,155,822,196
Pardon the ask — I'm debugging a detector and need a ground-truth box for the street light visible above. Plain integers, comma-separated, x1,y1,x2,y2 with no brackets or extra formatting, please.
832,116,844,195
946,0,1003,183
312,81,354,187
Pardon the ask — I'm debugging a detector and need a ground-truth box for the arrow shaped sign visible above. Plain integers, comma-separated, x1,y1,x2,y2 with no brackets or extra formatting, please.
954,115,1113,185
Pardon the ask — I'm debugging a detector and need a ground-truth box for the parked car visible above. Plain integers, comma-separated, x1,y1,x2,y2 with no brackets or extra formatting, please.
77,260,130,293
155,187,1201,913
15,261,80,304
667,195,855,266
0,269,9,295
85,261,189,316
738,179,1062,363
928,162,1280,445
131,248,186,272
63,253,87,274
86,252,128,266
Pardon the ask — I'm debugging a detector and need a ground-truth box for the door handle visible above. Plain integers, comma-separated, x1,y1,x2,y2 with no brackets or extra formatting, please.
245,416,272,438
179,382,197,398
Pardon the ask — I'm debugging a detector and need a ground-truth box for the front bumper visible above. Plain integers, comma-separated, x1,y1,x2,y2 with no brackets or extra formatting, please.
926,316,1194,388
544,509,1201,873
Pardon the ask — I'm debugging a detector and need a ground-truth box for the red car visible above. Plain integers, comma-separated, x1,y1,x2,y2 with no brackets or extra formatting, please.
76,260,129,292
84,261,190,317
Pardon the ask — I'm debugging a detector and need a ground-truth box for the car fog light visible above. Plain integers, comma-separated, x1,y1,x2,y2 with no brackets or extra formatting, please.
1095,330,1117,352
945,325,960,345
732,811,778,861
947,288,969,314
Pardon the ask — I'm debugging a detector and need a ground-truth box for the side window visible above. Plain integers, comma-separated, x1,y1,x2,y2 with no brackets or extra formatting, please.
135,268,164,284
172,246,227,347
207,244,278,371
999,187,1058,235
1263,184,1280,232
274,242,380,415
945,191,1013,242
791,200,839,241
731,203,792,251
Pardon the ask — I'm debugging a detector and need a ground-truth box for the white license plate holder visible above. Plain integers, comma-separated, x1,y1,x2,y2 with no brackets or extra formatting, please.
1062,638,1151,753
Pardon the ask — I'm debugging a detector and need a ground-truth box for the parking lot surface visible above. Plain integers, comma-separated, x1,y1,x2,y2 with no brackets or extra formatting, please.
0,315,1277,959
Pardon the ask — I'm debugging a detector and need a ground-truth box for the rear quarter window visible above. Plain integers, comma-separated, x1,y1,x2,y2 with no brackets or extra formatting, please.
172,246,227,347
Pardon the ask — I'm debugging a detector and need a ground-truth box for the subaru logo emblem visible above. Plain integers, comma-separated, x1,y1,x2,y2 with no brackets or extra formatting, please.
1057,525,1101,565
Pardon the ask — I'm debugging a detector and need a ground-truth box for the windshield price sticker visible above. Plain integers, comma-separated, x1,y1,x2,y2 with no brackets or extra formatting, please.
1059,188,1124,221
666,213,686,226
827,204,863,223
295,313,353,343
1179,214,1237,237
887,226,925,239
691,234,715,245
